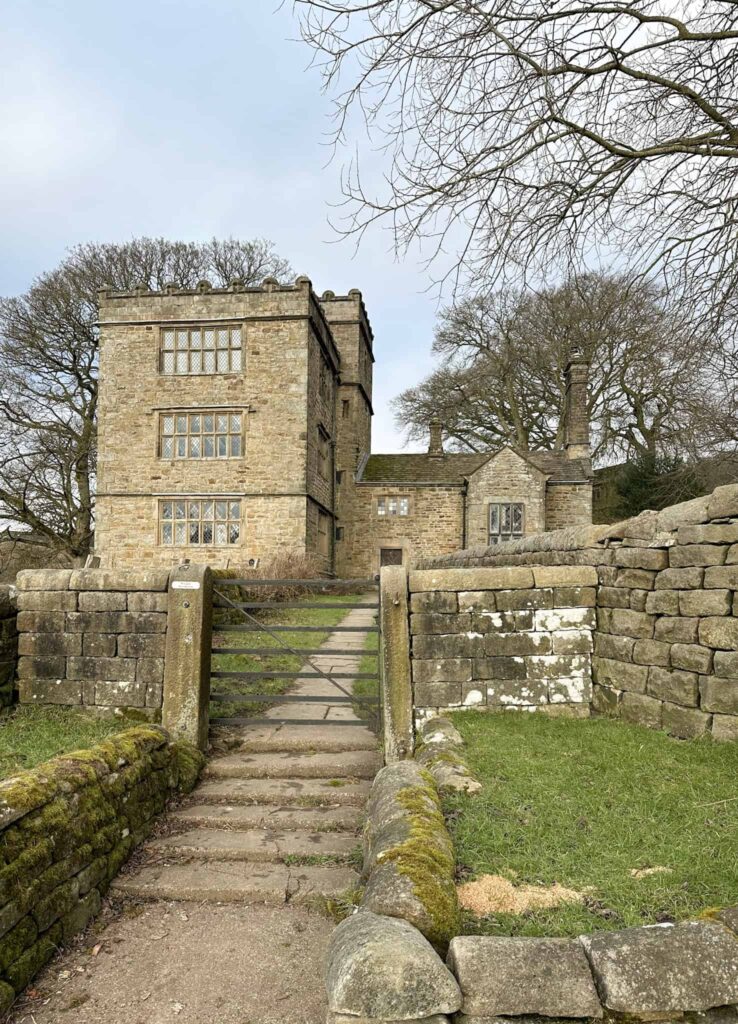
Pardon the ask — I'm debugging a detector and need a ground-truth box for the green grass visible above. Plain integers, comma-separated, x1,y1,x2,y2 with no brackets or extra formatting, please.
352,628,380,729
0,705,129,781
445,712,738,937
210,594,365,719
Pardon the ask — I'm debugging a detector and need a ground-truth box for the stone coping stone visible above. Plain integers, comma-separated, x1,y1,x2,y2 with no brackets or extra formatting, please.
411,569,535,593
448,936,602,1019
326,911,462,1020
581,920,738,1016
16,570,73,592
69,569,171,592
328,1016,449,1024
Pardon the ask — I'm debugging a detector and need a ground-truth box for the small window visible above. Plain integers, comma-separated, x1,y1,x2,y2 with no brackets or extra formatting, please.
160,325,242,375
159,498,241,546
488,502,524,544
342,399,350,419
319,358,331,402
318,427,331,480
380,548,403,567
160,410,242,459
318,511,331,557
335,526,344,541
336,470,344,486
377,496,409,517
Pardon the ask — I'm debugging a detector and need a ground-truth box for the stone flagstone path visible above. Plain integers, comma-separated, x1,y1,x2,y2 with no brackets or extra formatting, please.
8,603,381,1024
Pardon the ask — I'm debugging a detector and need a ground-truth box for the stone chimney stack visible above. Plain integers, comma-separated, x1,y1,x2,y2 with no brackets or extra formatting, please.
564,346,590,461
428,417,444,456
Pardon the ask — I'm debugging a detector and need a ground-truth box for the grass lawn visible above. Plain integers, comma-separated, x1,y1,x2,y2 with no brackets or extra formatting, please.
352,628,380,729
446,712,738,937
210,593,369,720
0,705,129,781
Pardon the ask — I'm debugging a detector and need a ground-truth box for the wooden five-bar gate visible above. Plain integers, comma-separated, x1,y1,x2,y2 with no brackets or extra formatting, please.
209,577,382,732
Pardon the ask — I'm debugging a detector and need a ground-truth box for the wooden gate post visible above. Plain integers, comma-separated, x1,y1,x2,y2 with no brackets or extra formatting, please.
379,564,414,762
162,563,213,751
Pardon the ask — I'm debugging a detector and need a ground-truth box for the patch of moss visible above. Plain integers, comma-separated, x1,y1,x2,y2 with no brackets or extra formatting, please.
4,921,61,992
0,915,37,972
0,979,14,1013
171,741,205,794
378,773,460,950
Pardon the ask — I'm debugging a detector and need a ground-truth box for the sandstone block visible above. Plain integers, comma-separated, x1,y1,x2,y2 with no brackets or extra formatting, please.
614,568,657,590
620,691,662,728
411,613,471,636
325,912,462,1019
447,936,602,1019
645,590,680,615
647,665,699,707
413,635,484,660
82,633,117,658
711,713,738,742
532,566,598,587
654,617,698,644
534,607,595,631
485,679,548,705
671,643,713,675
18,678,82,705
456,593,491,613
581,920,738,1015
460,683,486,706
127,591,168,612
129,612,168,634
484,633,551,657
597,586,631,609
410,568,534,593
78,591,128,612
94,679,146,707
61,888,102,942
714,650,738,677
632,639,671,668
494,589,553,612
415,679,462,706
413,660,472,684
706,483,738,520
552,631,592,655
554,586,596,607
18,632,81,657
67,657,136,682
472,657,527,681
679,589,732,616
679,523,738,545
16,570,72,591
549,676,592,703
594,633,635,661
656,493,710,531
598,566,618,586
16,591,77,612
704,565,738,589
655,567,704,590
613,547,669,570
472,610,533,634
591,683,621,715
670,544,727,568
68,569,170,592
136,658,164,685
662,702,711,739
17,611,66,633
629,589,649,612
17,655,66,679
609,609,655,639
700,676,738,715
526,654,589,680
146,680,164,707
593,657,648,693
699,616,738,650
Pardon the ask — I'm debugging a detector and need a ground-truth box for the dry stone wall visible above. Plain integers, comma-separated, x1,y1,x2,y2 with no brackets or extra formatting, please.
15,569,170,716
0,587,17,709
0,725,202,1013
414,483,738,741
409,566,596,722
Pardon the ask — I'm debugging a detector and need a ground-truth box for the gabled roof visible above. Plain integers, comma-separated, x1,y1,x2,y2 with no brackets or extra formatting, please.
358,448,591,485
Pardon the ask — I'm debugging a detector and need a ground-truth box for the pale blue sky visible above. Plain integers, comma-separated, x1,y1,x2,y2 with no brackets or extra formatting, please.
0,0,443,452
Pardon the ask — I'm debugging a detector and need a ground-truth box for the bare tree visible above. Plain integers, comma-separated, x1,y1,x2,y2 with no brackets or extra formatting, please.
394,273,712,463
294,2,738,310
0,238,292,559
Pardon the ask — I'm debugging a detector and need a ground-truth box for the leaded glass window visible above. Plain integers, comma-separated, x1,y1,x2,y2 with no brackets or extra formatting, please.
160,325,242,374
160,411,242,459
488,502,524,544
377,496,409,517
159,499,241,546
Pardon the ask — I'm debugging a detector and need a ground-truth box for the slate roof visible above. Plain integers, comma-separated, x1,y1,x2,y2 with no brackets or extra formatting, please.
358,449,591,485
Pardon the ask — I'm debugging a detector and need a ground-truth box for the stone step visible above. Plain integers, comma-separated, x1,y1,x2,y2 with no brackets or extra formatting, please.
171,802,362,832
225,723,379,754
149,828,359,862
112,860,359,904
192,777,371,807
205,749,381,780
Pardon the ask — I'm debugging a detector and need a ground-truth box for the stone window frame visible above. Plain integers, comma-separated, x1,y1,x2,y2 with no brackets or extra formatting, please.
317,425,331,481
317,510,331,557
158,410,244,460
159,324,243,375
158,498,242,547
377,495,411,518
488,501,525,544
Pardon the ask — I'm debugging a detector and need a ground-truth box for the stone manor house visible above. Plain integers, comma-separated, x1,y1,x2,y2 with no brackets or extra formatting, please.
95,277,593,576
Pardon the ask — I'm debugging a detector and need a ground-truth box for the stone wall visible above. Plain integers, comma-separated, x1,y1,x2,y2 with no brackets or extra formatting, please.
465,448,547,547
409,566,596,723
16,569,170,715
412,484,738,741
0,726,202,1013
0,587,17,709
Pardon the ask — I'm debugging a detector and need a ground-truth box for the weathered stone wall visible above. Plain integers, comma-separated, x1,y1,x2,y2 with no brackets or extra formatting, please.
409,566,596,722
0,587,17,709
545,481,594,531
413,484,738,741
16,569,170,715
465,449,547,547
0,726,202,1013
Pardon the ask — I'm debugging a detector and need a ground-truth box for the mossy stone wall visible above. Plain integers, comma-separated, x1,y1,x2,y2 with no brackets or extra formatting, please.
0,587,17,709
0,725,203,1011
